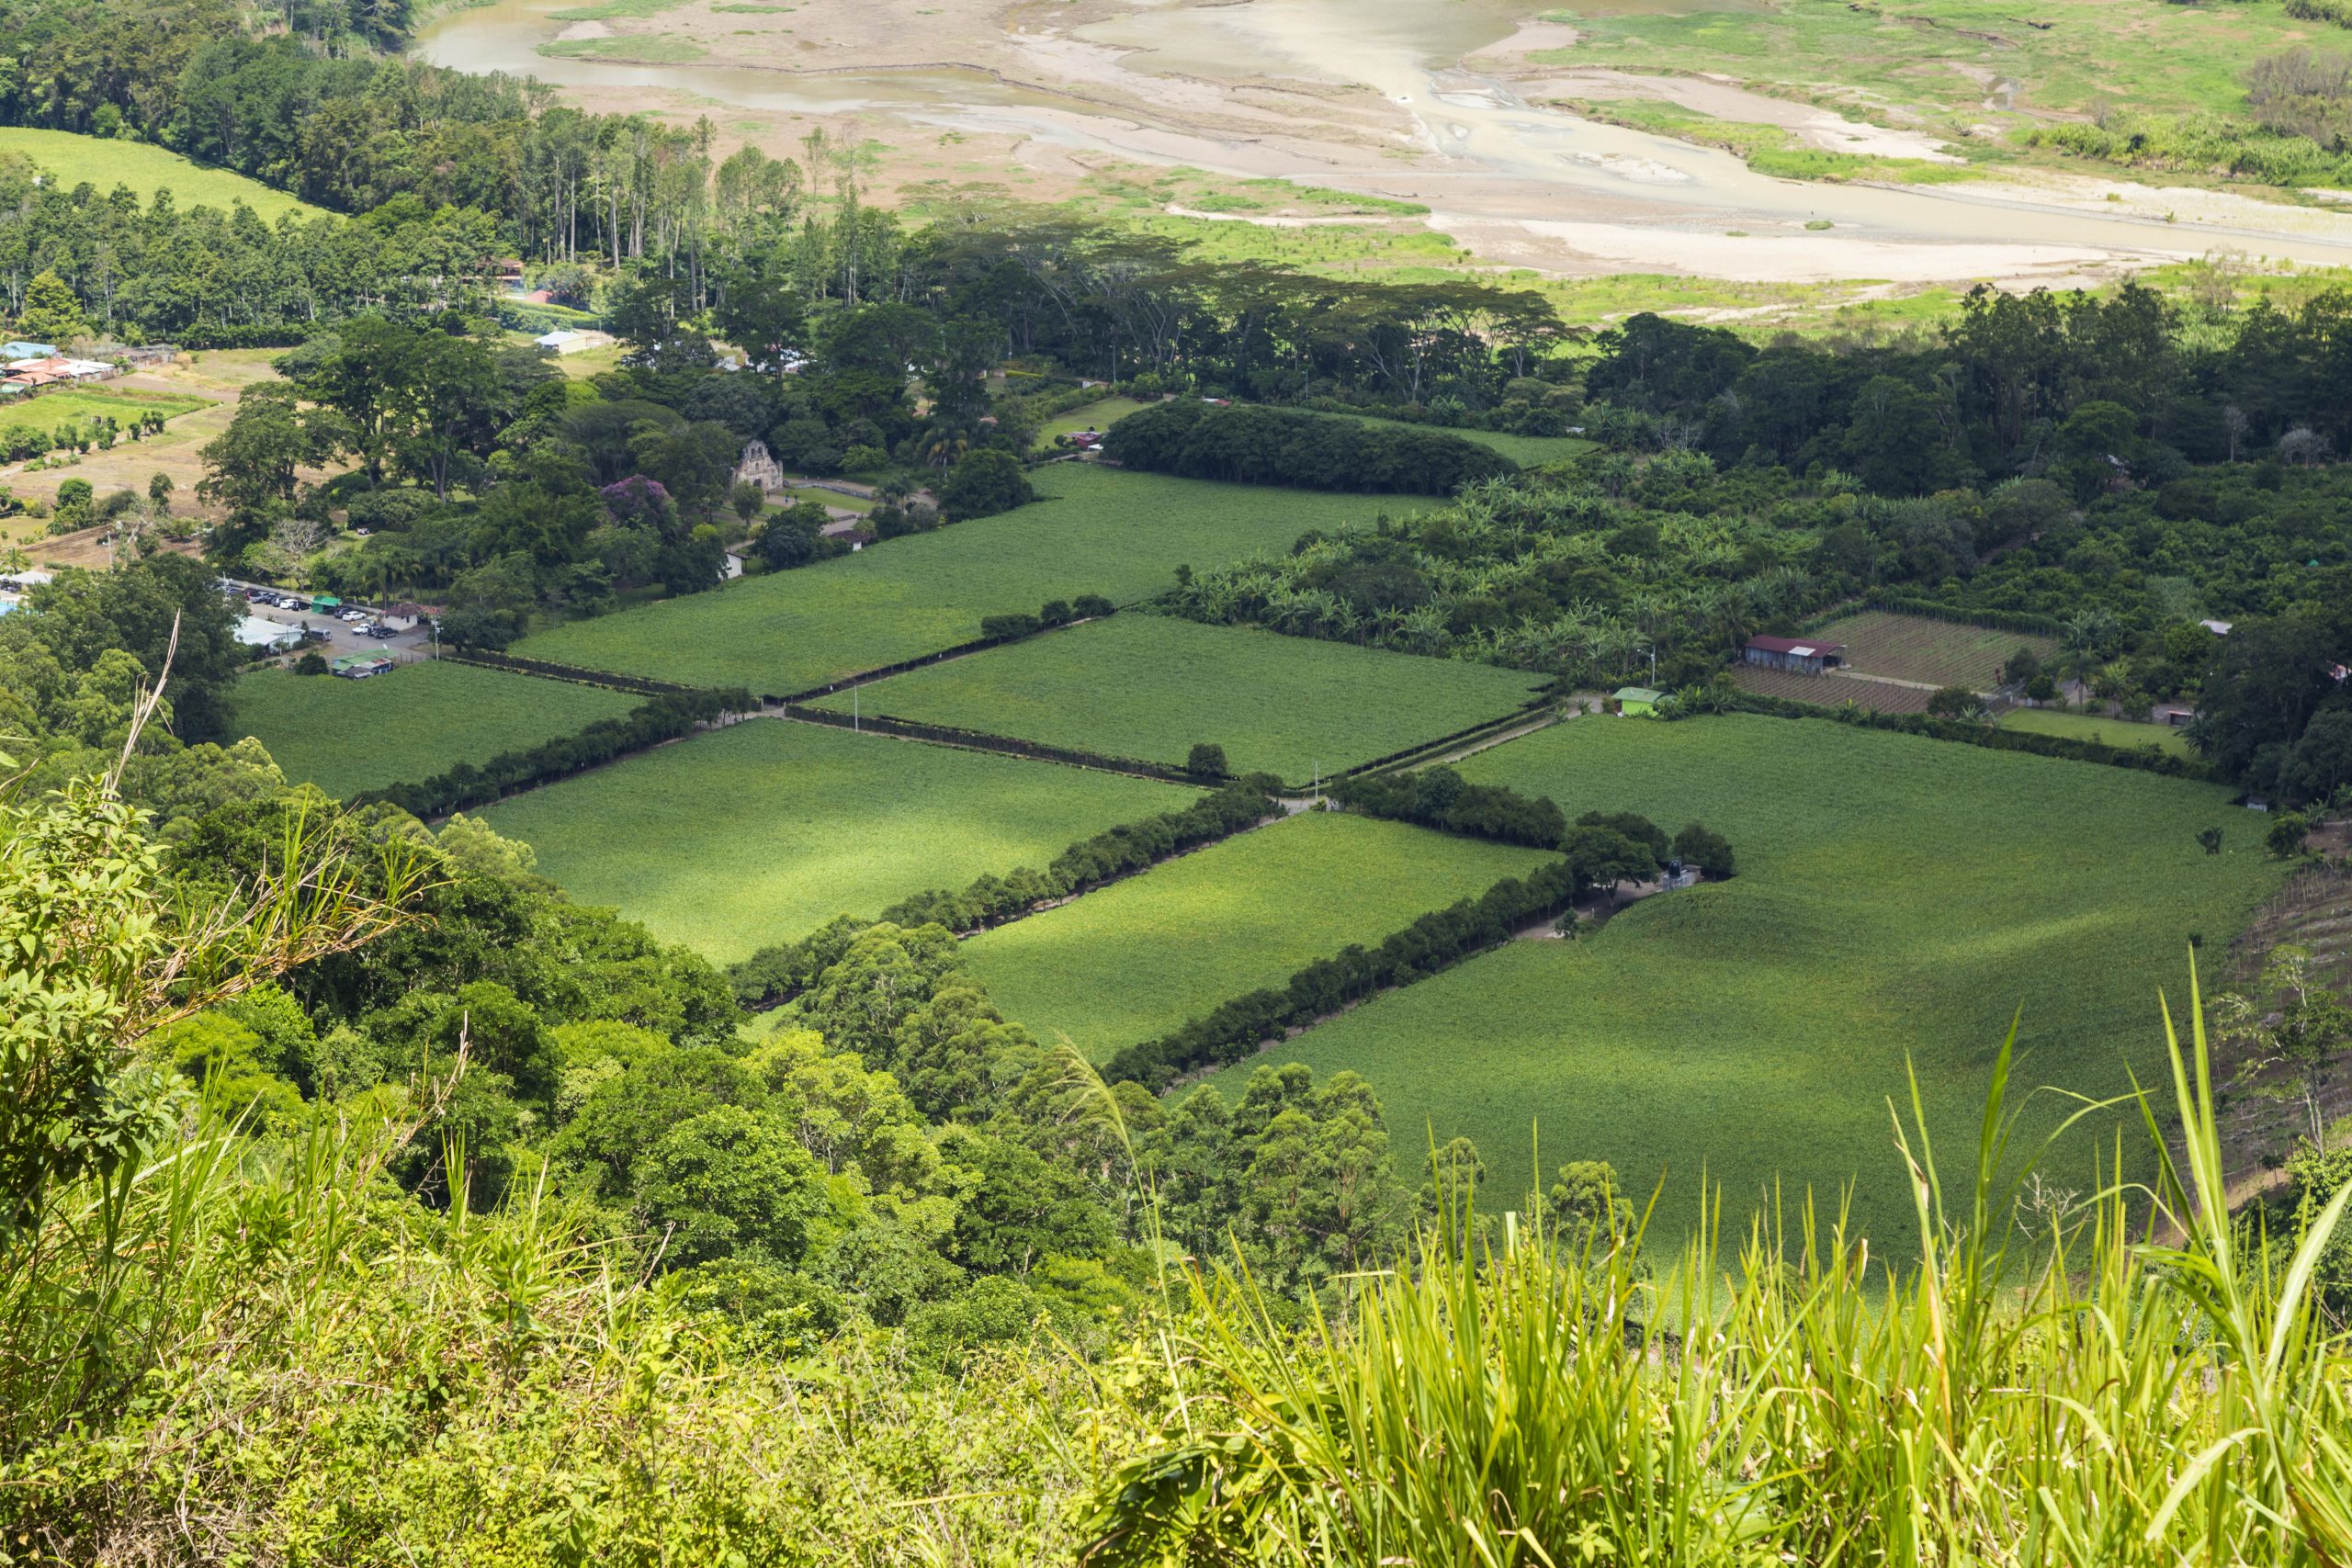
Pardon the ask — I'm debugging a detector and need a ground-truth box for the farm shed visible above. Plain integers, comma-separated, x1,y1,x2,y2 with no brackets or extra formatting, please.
2152,702,2196,728
1611,686,1664,717
1743,634,1849,674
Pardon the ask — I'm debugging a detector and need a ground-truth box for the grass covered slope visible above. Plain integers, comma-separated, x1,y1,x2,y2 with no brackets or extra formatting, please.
514,467,1401,695
476,719,1191,962
0,128,327,222
1999,705,2196,758
966,812,1555,1063
811,615,1547,783
1224,714,2283,1245
230,662,639,799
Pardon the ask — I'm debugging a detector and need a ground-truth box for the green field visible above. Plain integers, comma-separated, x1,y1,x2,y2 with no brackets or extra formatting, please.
1999,705,2196,759
476,719,1192,962
230,661,639,799
814,615,1545,784
514,466,1402,695
0,389,208,442
1324,410,1596,468
1213,714,2283,1247
967,812,1555,1063
0,129,326,222
1035,396,1155,448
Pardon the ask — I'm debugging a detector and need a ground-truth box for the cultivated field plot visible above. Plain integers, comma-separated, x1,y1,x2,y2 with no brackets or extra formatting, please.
1732,665,1932,713
476,719,1191,962
810,615,1546,784
514,466,1399,694
0,128,328,222
967,812,1554,1063
1218,715,2283,1248
231,661,639,799
1999,706,2195,759
1813,610,2058,690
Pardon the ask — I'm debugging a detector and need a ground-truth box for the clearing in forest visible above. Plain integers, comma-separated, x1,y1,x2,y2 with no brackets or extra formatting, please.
474,718,1191,962
1998,705,2196,758
230,661,639,799
1810,610,2058,690
0,128,330,222
967,811,1555,1065
810,615,1547,784
1216,714,2283,1247
513,466,1401,695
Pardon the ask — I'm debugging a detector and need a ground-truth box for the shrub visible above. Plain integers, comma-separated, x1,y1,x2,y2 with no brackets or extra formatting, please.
292,650,329,677
1186,742,1228,780
937,450,1035,521
1673,822,1736,877
1073,594,1115,619
979,613,1042,642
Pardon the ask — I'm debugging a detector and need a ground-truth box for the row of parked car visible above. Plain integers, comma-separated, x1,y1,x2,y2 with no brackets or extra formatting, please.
223,581,406,639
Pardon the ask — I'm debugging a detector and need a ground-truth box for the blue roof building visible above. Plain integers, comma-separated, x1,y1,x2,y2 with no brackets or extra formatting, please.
2,342,57,360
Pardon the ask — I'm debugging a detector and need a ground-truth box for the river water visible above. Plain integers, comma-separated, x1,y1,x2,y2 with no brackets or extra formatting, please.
413,0,2352,276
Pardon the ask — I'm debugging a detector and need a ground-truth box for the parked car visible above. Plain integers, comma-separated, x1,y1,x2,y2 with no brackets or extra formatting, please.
365,624,401,639
245,587,274,602
339,608,370,622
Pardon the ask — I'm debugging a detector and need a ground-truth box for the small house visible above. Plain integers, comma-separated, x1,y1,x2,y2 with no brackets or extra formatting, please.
332,652,395,678
2199,619,2233,637
1612,686,1664,717
2152,702,2197,728
1743,634,1848,674
380,602,427,631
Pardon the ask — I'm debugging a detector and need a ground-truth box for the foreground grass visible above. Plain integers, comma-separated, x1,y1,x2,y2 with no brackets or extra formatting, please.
1222,714,2282,1246
477,718,1191,961
813,615,1545,784
0,128,327,221
515,466,1400,694
1097,992,2352,1564
967,811,1553,1062
231,662,639,799
2001,704,2197,758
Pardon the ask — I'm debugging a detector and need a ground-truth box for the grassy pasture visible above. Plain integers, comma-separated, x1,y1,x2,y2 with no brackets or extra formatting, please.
1318,410,1596,468
0,389,208,443
1034,395,1155,448
230,661,639,800
475,718,1191,962
1214,714,2282,1247
810,615,1546,784
1999,705,2196,759
0,129,326,222
967,812,1555,1064
514,466,1401,695
1815,610,2058,690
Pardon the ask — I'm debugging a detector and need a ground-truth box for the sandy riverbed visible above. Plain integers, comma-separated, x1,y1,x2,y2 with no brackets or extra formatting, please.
415,0,2352,286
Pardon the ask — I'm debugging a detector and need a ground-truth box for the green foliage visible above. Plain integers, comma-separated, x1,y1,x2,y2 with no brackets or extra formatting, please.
1091,996,2352,1564
935,448,1035,520
229,662,639,798
517,467,1396,694
476,718,1190,961
1103,400,1518,494
813,615,1544,784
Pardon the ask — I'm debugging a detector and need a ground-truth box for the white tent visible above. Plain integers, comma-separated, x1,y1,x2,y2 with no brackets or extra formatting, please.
235,615,305,652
